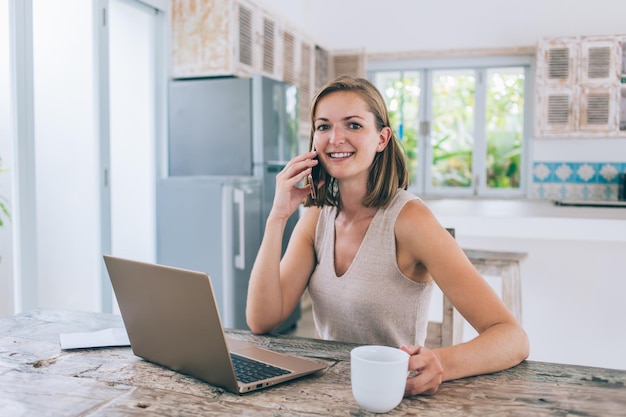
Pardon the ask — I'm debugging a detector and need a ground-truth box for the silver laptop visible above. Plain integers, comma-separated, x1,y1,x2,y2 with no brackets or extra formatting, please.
103,255,326,394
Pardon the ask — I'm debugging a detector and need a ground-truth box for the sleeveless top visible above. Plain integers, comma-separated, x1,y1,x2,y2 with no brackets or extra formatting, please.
308,189,434,347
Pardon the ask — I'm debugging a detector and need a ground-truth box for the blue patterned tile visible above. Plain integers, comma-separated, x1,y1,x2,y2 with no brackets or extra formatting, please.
573,163,598,183
555,163,574,182
598,163,619,183
532,160,626,201
533,162,551,183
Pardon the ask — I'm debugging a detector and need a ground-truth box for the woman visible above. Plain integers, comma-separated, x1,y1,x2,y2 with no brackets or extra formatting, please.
246,76,529,395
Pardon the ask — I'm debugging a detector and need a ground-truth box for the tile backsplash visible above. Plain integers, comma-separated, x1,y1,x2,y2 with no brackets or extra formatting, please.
532,162,626,201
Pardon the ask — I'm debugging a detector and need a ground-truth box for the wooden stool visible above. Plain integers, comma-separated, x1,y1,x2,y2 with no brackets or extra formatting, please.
426,228,527,348
448,249,527,346
464,249,527,323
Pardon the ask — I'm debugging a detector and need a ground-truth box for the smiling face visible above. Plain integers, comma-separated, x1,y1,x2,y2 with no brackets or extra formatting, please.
312,91,391,185
303,76,408,209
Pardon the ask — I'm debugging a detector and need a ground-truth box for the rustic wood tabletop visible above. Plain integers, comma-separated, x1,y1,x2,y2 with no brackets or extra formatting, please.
1,309,625,416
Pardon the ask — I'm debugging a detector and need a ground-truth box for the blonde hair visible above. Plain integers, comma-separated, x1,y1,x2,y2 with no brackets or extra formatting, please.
303,76,408,208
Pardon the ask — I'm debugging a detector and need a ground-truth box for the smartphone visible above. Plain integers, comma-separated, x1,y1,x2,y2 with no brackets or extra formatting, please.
308,157,319,200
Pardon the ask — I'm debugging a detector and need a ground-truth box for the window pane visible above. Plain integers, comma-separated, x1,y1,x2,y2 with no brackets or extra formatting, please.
374,72,420,184
431,70,474,188
485,67,524,189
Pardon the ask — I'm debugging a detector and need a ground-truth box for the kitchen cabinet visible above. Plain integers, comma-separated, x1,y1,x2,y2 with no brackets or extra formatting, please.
171,0,280,79
535,35,626,138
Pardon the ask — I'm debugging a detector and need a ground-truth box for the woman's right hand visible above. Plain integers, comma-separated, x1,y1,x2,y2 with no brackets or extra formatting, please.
271,150,319,219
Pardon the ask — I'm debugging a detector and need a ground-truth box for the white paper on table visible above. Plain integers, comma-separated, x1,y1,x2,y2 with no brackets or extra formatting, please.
59,327,130,350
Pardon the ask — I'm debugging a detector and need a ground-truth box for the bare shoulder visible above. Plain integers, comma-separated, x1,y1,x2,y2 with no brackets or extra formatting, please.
394,198,455,257
293,206,323,242
395,198,441,234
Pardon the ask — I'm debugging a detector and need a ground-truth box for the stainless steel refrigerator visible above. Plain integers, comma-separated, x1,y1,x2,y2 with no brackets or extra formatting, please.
157,76,301,332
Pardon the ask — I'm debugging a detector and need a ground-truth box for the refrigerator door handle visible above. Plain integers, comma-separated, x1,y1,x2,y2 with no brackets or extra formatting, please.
233,188,245,270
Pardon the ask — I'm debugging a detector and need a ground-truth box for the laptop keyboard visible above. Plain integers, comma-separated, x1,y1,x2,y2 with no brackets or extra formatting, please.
230,353,291,384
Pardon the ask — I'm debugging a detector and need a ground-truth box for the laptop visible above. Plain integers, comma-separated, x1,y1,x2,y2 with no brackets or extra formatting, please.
103,255,326,394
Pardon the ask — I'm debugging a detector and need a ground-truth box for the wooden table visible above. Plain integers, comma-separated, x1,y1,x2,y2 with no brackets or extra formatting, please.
1,310,625,416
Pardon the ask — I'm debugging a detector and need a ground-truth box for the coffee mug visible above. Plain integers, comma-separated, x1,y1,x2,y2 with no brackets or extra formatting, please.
351,345,409,413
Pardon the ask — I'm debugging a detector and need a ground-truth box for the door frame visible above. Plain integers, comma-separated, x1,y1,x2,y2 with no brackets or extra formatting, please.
95,0,168,312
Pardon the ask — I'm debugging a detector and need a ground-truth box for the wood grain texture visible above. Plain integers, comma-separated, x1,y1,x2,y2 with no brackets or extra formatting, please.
171,0,232,77
1,310,625,416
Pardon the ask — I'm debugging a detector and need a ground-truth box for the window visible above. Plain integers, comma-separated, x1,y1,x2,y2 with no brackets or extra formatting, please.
369,56,533,197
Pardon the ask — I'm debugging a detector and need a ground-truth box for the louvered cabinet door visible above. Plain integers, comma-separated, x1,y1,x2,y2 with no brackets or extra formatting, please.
314,45,330,92
536,86,578,136
299,41,314,131
235,0,255,75
259,11,279,79
277,30,316,139
537,38,578,86
330,51,367,79
579,85,618,132
579,38,621,85
260,13,275,75
281,28,298,87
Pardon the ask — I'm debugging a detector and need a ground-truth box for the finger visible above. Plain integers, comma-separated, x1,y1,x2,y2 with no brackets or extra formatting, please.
408,352,427,369
291,150,317,164
277,163,311,186
400,345,421,356
278,151,316,176
280,155,316,178
404,372,441,396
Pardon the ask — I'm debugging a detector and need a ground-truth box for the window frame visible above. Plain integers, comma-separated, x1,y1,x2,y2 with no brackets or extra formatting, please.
368,54,535,198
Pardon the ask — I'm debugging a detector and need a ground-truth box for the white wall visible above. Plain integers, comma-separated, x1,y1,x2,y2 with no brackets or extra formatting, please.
257,0,626,54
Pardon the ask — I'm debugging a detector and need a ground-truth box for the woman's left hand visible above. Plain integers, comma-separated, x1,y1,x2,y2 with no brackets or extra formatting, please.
400,345,444,396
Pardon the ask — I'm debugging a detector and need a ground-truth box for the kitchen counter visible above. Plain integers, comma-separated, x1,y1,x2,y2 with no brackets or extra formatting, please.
423,198,626,242
423,197,626,220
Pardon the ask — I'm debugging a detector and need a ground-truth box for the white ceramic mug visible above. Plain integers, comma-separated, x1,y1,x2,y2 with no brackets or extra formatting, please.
350,345,409,413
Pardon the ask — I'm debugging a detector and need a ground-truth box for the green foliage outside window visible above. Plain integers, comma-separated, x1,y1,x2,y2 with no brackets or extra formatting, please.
383,76,419,185
485,71,524,188
431,71,475,187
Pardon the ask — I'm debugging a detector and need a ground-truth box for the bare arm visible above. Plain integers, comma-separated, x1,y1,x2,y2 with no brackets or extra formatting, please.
246,151,320,334
396,200,529,394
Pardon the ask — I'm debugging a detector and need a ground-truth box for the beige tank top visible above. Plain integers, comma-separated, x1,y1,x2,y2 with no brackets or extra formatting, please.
308,189,433,347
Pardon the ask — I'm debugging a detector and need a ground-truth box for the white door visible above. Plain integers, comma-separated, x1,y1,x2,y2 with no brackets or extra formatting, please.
109,0,157,262
106,0,165,312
